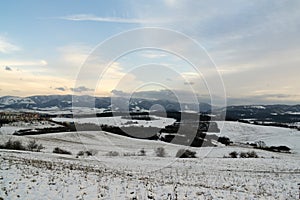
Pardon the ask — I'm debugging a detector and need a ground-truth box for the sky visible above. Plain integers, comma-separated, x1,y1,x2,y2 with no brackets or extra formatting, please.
0,0,300,105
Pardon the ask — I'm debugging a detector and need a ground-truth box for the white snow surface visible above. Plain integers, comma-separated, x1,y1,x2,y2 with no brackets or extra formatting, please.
52,116,176,128
0,96,35,105
0,121,63,135
0,130,299,199
0,121,299,199
217,121,300,154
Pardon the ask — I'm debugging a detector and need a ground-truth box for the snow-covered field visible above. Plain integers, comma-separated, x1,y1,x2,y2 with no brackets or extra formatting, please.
0,121,63,135
0,121,300,199
0,107,108,115
53,116,176,128
217,121,300,154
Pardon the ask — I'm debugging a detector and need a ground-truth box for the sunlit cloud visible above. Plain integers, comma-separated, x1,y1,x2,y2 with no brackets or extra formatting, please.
0,68,72,96
58,44,91,66
140,52,168,59
0,59,47,67
0,36,21,54
54,87,67,92
71,86,93,93
59,14,167,24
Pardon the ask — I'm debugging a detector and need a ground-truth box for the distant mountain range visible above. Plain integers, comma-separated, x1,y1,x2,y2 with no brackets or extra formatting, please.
0,95,211,112
221,105,300,123
0,95,299,123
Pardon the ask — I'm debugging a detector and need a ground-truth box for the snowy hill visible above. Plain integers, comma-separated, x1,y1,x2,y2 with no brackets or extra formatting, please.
218,121,300,154
0,96,35,107
0,126,299,199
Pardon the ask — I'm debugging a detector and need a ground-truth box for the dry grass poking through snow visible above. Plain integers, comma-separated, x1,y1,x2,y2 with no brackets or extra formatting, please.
0,150,300,199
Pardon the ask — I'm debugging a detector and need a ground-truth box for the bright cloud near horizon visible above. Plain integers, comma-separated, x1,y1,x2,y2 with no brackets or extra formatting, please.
0,0,300,105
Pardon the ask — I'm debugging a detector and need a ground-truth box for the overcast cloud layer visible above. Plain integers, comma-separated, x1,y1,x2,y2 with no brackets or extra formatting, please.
0,1,299,105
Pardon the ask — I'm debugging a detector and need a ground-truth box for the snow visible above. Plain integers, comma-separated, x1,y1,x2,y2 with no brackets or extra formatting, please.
0,107,108,115
0,121,63,135
0,129,299,199
0,96,35,105
182,110,198,113
244,105,266,109
285,111,300,115
217,121,300,154
0,120,299,199
52,116,176,128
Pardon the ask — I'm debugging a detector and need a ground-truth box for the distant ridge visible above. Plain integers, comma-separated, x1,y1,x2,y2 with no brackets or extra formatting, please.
0,95,212,113
0,95,299,123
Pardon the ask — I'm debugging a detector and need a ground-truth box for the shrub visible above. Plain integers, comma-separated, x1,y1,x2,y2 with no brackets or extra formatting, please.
123,152,136,156
138,148,146,156
218,137,232,146
27,140,44,152
106,151,119,156
155,147,166,157
239,152,248,158
229,151,238,158
176,149,197,158
77,151,85,157
77,150,97,157
0,139,26,150
238,151,259,158
0,139,44,152
53,147,72,155
247,151,258,158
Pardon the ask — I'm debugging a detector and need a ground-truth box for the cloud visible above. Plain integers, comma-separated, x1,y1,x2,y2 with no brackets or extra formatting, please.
184,81,194,85
226,93,300,105
0,59,47,67
59,14,164,24
0,66,73,97
58,44,91,66
111,89,202,104
71,86,93,93
4,66,12,71
55,87,66,91
0,36,21,54
111,89,129,97
141,52,168,58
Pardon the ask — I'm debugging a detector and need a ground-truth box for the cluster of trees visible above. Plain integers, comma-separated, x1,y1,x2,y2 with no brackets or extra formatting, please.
100,125,160,140
159,122,231,147
228,151,258,158
247,141,291,153
0,139,44,152
238,119,300,131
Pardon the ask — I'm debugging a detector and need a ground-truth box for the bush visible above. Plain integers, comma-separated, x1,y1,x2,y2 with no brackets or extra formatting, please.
53,147,72,155
229,151,238,158
106,151,119,156
138,148,146,156
176,149,197,158
77,150,97,157
247,151,258,158
27,140,44,152
239,152,248,158
155,147,166,157
239,151,258,158
0,139,26,150
218,137,232,146
0,139,44,152
123,152,136,156
77,150,85,157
